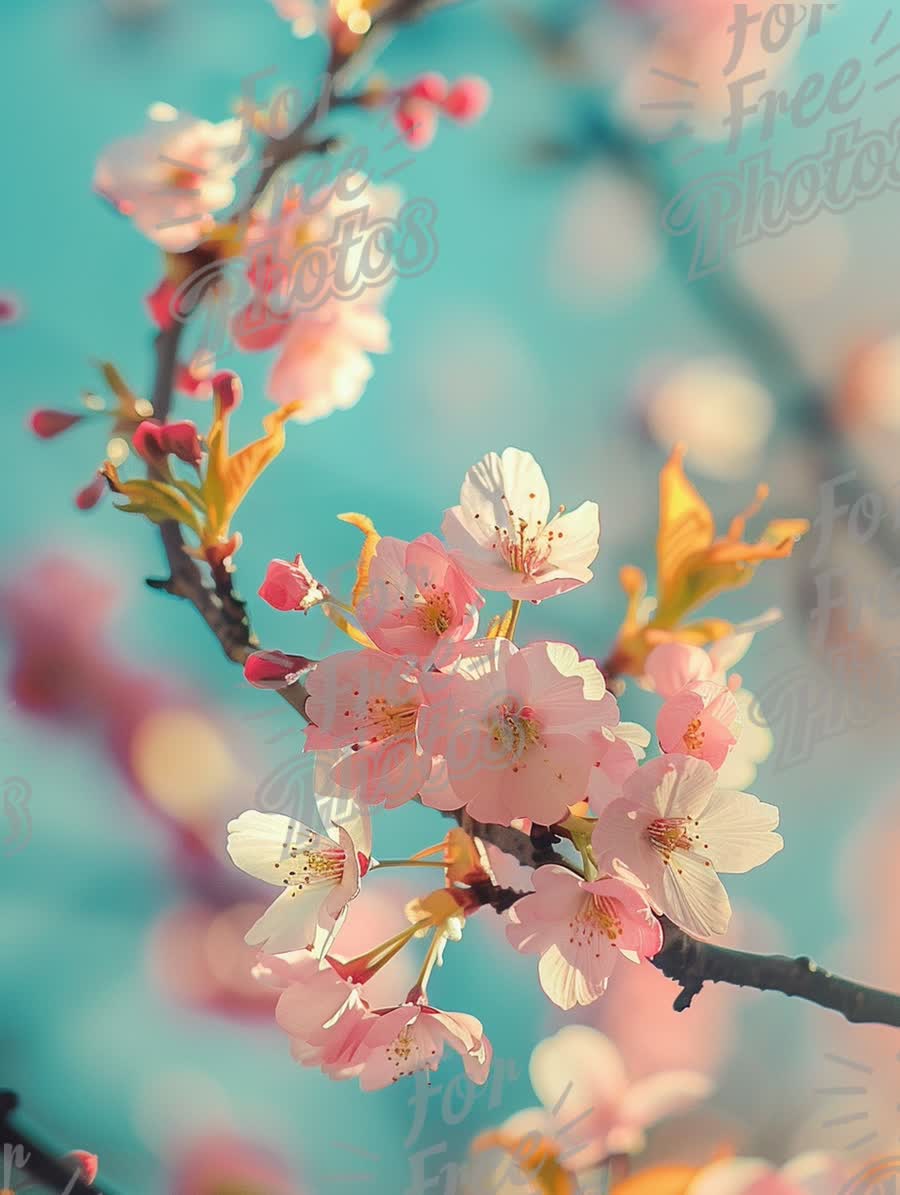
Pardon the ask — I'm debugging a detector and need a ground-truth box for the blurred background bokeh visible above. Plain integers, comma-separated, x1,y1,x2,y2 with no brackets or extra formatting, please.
3,0,900,1190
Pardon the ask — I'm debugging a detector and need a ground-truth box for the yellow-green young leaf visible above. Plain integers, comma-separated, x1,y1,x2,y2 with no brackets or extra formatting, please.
171,478,207,511
102,463,203,536
337,512,380,608
97,361,147,423
201,401,302,542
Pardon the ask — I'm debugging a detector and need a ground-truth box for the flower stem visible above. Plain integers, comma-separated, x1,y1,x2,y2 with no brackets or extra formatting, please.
407,929,445,1004
372,859,448,870
506,599,523,641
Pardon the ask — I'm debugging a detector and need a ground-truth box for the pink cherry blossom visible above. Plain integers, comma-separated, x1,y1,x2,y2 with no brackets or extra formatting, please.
646,644,740,770
356,534,483,663
353,1004,492,1091
228,179,399,420
592,754,782,938
273,952,376,1079
442,448,600,601
305,650,432,807
227,807,371,953
259,554,328,613
420,639,618,826
506,865,662,1009
266,297,391,422
586,721,651,814
93,104,246,253
493,1026,711,1169
689,1154,847,1195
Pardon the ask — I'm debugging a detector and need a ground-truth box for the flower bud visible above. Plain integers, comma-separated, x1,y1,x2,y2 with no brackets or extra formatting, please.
243,649,313,690
75,474,106,511
443,77,491,123
64,1151,99,1185
212,370,242,413
407,72,448,105
30,409,82,439
133,419,203,467
394,99,438,149
259,555,328,612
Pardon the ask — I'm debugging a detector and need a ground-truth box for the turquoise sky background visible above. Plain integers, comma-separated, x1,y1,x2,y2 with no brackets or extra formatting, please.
3,1,900,1191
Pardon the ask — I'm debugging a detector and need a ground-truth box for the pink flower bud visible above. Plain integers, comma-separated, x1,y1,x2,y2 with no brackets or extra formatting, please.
0,291,22,325
259,555,328,612
64,1151,99,1185
394,99,438,149
244,649,313,690
161,421,203,467
133,419,202,467
407,72,448,105
75,474,106,511
212,370,243,413
443,77,491,123
145,278,176,331
30,409,83,439
132,419,165,460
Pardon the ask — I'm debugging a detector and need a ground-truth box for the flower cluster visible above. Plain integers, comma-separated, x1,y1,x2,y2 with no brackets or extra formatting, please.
225,444,806,1087
86,9,490,426
467,1026,846,1195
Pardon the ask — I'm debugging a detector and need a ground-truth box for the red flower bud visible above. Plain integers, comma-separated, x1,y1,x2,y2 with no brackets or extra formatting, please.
394,99,438,149
407,72,448,105
30,409,82,439
259,555,327,612
64,1151,99,1185
133,419,202,467
212,370,243,413
75,474,106,511
243,650,313,690
162,421,203,467
442,77,491,123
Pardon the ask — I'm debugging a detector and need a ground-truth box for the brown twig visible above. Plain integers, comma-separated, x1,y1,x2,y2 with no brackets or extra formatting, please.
458,822,900,1028
143,0,438,668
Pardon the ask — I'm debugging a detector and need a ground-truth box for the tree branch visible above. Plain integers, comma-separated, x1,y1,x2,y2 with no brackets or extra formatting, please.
457,819,900,1029
0,1091,113,1195
128,1,900,1038
142,0,438,672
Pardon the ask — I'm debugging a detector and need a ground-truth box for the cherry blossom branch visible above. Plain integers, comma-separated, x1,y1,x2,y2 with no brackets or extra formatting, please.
143,1,437,674
652,917,900,1026
455,817,900,1029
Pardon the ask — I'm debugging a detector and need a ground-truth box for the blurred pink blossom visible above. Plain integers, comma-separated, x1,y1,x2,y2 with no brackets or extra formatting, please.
94,104,246,253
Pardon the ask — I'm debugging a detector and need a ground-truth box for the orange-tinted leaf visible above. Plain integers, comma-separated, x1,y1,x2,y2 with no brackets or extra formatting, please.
657,444,714,601
337,512,380,608
101,462,204,535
